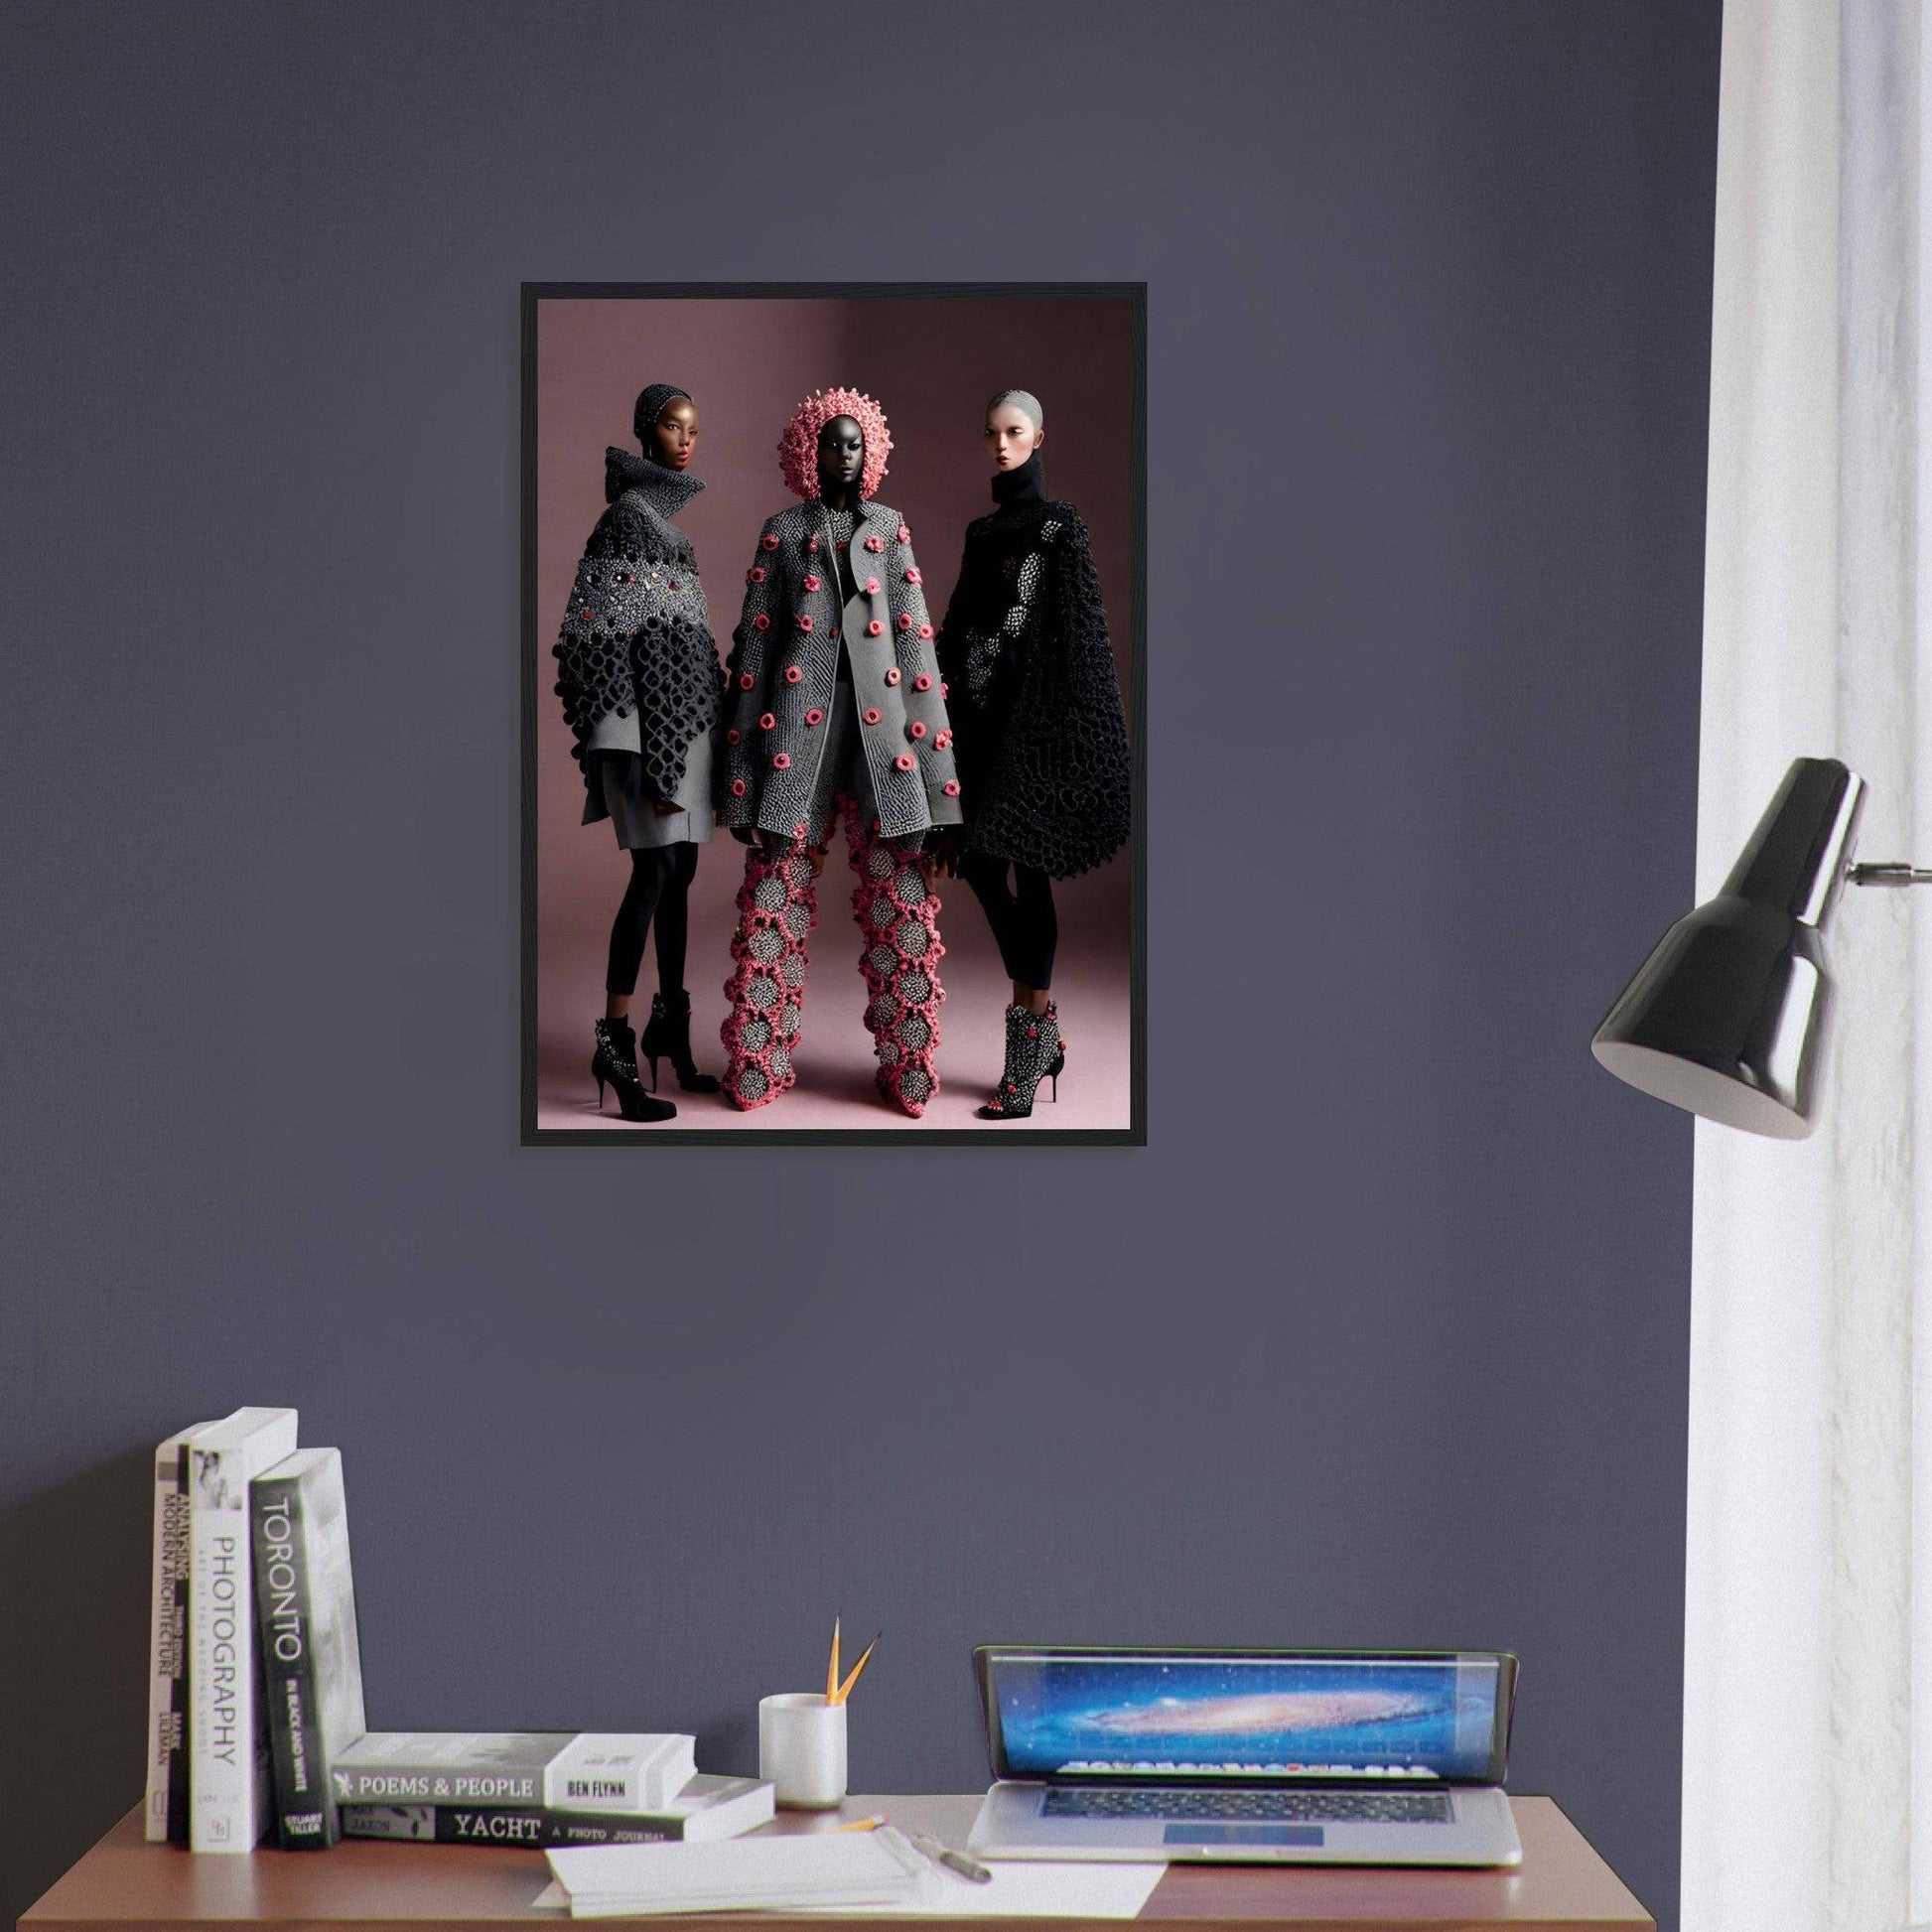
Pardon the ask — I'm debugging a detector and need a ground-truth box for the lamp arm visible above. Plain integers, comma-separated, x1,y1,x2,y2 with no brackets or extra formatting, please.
1848,862,1932,886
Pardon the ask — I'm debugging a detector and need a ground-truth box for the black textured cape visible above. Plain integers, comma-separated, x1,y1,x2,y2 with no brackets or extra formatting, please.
936,458,1131,878
552,448,722,813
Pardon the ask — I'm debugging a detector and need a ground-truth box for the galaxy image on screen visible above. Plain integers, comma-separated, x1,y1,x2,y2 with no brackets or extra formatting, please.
993,1655,1501,1781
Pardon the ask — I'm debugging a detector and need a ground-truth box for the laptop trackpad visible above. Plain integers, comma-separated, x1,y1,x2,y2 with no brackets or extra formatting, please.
1164,1825,1324,1848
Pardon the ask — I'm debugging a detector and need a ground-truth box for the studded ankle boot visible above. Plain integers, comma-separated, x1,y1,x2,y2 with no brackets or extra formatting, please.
639,990,720,1094
977,1002,1064,1120
592,1017,676,1124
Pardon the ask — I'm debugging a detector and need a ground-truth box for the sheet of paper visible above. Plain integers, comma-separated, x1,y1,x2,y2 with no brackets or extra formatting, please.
545,1828,926,1916
537,1860,1168,1918
824,1860,1168,1918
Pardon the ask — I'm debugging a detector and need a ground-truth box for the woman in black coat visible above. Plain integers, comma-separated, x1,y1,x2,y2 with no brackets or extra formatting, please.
936,390,1132,1119
552,383,724,1124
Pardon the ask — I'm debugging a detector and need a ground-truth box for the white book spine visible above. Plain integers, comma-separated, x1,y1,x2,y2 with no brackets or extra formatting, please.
144,1427,206,1843
189,1409,297,1853
545,1734,698,1813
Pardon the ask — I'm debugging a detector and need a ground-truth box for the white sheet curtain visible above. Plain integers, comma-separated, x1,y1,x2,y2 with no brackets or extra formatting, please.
1687,4,1932,1930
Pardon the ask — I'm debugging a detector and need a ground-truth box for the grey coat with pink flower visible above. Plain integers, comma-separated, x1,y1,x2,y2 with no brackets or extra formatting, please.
716,498,963,841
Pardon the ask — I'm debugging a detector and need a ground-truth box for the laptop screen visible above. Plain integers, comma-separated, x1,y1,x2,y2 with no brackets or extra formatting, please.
976,1648,1515,1786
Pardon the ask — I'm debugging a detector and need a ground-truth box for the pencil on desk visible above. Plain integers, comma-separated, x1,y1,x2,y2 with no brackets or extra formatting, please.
833,1631,879,1704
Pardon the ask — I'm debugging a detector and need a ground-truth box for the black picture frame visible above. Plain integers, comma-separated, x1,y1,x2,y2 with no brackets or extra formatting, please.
520,281,1146,1146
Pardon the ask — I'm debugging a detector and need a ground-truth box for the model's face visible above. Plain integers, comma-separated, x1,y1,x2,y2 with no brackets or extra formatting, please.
986,404,1042,471
652,397,699,470
817,415,865,491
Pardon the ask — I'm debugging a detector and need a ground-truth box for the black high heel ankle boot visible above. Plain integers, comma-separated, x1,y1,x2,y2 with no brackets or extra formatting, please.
978,1003,1064,1120
639,990,720,1093
592,1017,677,1123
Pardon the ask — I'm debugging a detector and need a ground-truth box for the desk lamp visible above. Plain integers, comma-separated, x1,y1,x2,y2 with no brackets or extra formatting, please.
1590,755,1930,1138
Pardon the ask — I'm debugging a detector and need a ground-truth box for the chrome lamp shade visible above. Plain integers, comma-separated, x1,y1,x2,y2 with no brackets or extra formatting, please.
1590,758,1864,1140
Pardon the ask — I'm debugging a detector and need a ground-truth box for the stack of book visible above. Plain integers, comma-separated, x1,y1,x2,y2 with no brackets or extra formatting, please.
144,1407,772,1854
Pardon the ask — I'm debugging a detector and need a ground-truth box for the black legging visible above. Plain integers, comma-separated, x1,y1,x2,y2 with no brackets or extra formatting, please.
606,844,699,998
958,854,1057,990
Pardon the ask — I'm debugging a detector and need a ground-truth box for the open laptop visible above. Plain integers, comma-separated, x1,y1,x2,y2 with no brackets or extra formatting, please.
967,1645,1521,1867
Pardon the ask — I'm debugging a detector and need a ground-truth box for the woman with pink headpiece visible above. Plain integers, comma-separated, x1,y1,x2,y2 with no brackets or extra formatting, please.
714,389,962,1117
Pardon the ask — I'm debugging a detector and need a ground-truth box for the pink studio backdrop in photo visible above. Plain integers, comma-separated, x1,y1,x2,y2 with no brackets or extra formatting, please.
533,295,1135,1132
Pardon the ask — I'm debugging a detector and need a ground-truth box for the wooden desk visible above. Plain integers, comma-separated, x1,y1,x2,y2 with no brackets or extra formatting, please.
21,1795,1652,1932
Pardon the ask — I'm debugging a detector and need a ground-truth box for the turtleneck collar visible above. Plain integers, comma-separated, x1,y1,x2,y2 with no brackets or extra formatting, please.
606,445,705,516
991,449,1046,506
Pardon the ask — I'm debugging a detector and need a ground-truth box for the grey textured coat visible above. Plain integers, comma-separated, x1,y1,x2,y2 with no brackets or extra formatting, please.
716,499,962,841
552,452,722,836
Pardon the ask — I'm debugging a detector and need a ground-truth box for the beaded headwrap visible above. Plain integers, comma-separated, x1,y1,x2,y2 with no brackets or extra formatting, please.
633,383,691,448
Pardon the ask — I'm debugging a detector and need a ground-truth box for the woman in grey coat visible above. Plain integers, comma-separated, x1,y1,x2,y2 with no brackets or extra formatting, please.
715,387,961,1117
552,382,724,1124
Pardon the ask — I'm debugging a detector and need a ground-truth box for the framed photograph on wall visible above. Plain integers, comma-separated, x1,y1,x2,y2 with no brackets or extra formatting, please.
520,283,1145,1145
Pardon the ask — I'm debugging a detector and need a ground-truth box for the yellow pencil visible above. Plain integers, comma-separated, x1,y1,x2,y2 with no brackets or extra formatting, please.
827,1616,842,1703
833,1631,880,1705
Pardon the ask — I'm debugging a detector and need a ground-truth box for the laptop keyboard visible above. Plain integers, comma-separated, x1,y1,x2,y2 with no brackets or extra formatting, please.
1042,1787,1453,1826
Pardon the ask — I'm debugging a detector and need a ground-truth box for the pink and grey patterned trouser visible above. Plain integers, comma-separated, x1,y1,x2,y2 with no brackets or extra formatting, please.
720,799,945,1117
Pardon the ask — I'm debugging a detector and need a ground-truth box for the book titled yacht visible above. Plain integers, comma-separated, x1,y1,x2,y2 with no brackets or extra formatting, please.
341,1772,774,1849
331,1731,697,1812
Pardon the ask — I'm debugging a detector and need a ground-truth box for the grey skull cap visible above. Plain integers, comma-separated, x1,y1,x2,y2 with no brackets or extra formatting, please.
987,388,1044,431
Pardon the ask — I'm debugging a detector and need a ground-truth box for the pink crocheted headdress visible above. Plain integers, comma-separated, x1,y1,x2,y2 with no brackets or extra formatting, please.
777,387,892,500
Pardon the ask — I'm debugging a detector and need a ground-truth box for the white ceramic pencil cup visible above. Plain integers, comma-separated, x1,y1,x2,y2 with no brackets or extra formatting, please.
759,1693,848,1809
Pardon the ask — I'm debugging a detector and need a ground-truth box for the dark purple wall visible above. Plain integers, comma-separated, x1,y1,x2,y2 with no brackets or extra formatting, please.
0,4,1718,1926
